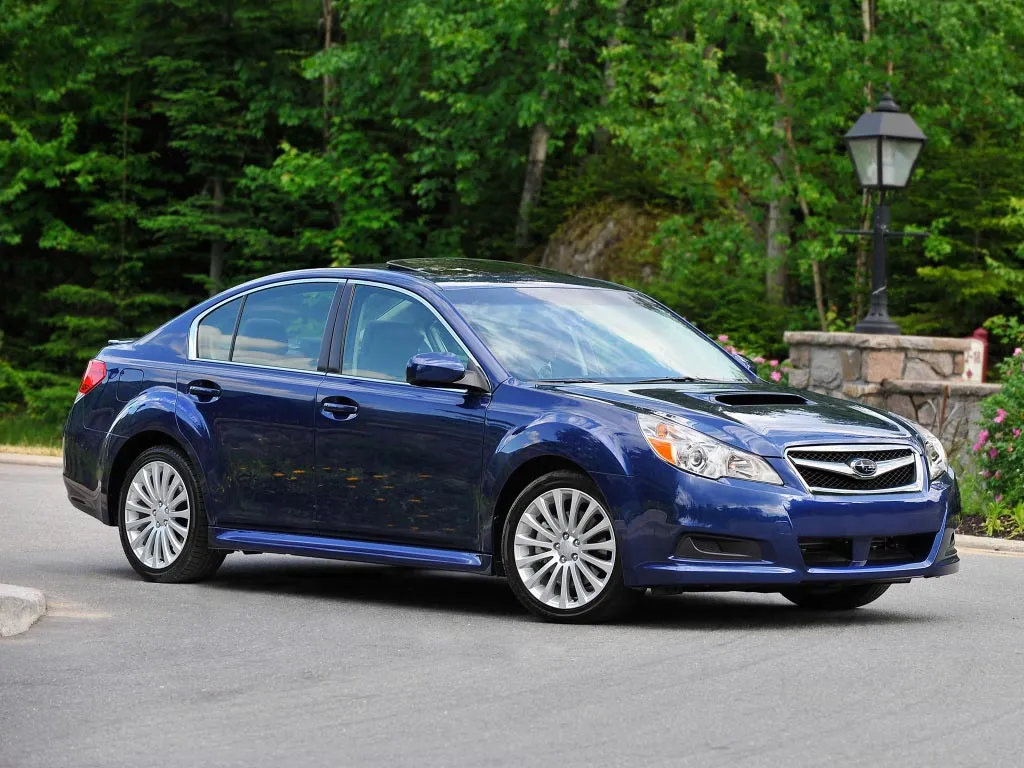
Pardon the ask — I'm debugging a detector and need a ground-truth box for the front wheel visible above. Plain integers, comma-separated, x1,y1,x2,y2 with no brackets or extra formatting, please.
501,470,638,623
117,445,225,583
781,583,891,610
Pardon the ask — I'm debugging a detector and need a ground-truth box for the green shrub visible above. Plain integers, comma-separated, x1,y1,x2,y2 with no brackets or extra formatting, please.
0,362,76,445
0,361,27,414
26,385,77,423
974,347,1024,506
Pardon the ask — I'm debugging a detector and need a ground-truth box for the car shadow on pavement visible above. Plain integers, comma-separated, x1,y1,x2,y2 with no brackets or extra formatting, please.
630,592,938,629
195,558,527,618
102,556,942,628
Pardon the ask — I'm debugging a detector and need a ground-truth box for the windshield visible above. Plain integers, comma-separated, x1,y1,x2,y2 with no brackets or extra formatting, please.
445,286,749,383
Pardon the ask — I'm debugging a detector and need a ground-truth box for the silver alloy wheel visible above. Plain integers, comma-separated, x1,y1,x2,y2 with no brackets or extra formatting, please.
124,460,191,569
513,488,616,610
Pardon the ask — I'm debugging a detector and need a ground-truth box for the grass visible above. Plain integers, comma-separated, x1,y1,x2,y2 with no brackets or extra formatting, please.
0,412,64,455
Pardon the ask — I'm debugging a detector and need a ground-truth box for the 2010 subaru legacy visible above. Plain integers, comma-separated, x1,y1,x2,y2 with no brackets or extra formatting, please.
63,258,960,622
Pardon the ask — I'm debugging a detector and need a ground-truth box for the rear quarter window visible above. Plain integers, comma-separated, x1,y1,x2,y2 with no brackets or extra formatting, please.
196,297,242,361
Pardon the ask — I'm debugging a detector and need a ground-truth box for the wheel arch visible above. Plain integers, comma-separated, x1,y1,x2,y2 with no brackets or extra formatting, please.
489,455,595,577
105,430,190,526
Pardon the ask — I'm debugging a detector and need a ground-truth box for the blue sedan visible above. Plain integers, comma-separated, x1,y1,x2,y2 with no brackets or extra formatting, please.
63,258,959,622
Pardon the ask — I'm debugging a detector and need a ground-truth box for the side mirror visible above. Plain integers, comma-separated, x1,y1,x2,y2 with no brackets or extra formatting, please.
407,352,471,388
732,352,758,376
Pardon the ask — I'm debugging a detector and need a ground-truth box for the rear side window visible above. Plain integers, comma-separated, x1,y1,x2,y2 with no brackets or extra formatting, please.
230,283,337,371
196,297,241,361
342,284,468,381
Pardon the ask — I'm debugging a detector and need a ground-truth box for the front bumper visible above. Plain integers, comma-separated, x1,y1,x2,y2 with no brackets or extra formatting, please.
597,457,961,590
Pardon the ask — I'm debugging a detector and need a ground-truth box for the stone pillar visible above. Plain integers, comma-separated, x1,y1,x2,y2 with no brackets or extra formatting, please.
783,331,1000,455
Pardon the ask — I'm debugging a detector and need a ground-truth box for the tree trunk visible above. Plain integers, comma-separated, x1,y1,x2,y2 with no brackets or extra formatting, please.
208,177,225,296
322,0,334,149
775,72,827,330
514,123,551,249
765,101,790,305
514,0,579,249
595,0,628,152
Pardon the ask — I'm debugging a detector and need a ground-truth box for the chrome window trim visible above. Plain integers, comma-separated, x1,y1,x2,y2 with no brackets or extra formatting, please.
324,370,469,395
333,278,488,391
783,443,925,496
187,278,343,371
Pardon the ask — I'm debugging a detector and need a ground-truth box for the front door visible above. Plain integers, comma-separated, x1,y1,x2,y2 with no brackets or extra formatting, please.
177,279,341,532
315,282,489,550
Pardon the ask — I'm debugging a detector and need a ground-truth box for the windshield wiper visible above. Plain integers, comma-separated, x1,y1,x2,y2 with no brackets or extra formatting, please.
629,376,706,384
540,378,602,384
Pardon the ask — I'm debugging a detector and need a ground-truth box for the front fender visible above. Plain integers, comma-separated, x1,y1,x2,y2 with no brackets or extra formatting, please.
489,411,630,482
480,408,635,552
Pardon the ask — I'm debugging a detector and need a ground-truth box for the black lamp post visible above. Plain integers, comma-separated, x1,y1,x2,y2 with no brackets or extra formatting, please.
842,92,927,335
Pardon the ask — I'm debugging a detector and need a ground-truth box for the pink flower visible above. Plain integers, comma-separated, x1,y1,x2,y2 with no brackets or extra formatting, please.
769,360,779,367
996,494,1003,503
770,371,782,382
1014,347,1023,356
989,447,999,460
995,408,1008,424
1014,428,1021,439
995,470,1002,479
718,334,729,342
983,470,991,478
752,356,765,364
973,429,990,451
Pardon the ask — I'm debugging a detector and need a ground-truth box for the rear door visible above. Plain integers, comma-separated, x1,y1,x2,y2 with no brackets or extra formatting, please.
315,282,489,550
177,279,343,532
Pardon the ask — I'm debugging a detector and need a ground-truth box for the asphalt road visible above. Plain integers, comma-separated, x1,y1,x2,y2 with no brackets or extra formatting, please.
2,463,1023,768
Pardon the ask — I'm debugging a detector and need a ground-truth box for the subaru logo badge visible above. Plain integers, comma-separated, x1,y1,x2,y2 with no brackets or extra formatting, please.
850,458,878,477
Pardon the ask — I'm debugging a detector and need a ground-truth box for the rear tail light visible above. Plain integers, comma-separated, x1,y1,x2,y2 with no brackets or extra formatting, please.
77,359,107,398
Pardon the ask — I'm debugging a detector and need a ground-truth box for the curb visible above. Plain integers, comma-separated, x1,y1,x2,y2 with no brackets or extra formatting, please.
957,533,1024,554
0,584,46,638
0,452,62,468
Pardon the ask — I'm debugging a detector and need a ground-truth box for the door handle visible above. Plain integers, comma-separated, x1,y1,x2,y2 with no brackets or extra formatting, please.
187,382,221,401
322,400,358,419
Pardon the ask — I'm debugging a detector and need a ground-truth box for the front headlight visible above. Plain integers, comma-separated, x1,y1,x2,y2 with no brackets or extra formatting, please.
915,424,948,481
638,413,783,485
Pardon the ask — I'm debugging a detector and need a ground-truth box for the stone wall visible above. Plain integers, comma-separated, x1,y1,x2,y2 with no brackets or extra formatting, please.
784,331,1000,455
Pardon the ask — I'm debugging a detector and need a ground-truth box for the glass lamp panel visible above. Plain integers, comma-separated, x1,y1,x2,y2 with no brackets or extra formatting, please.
880,138,923,188
848,138,878,187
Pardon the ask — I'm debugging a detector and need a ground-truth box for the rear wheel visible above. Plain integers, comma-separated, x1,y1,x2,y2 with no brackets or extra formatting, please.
117,446,225,583
502,470,637,623
781,583,890,610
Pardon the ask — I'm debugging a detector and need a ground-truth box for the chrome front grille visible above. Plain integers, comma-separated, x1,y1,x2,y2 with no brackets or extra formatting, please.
786,444,921,495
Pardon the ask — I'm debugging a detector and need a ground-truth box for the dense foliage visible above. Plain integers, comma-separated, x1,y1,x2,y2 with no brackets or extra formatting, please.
973,349,1024,510
2,0,1024,377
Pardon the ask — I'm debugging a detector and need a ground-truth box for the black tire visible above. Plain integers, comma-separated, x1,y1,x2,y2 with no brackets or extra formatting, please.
501,470,638,623
117,445,225,583
781,583,891,610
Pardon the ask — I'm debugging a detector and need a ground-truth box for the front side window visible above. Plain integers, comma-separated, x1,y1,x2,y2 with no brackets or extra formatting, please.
445,286,749,383
342,285,467,382
225,283,336,371
196,297,242,361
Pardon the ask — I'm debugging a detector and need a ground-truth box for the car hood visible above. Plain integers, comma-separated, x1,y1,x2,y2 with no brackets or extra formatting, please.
547,381,917,457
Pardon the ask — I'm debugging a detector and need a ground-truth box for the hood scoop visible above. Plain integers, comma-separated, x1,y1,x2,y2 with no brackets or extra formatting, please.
712,392,810,407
